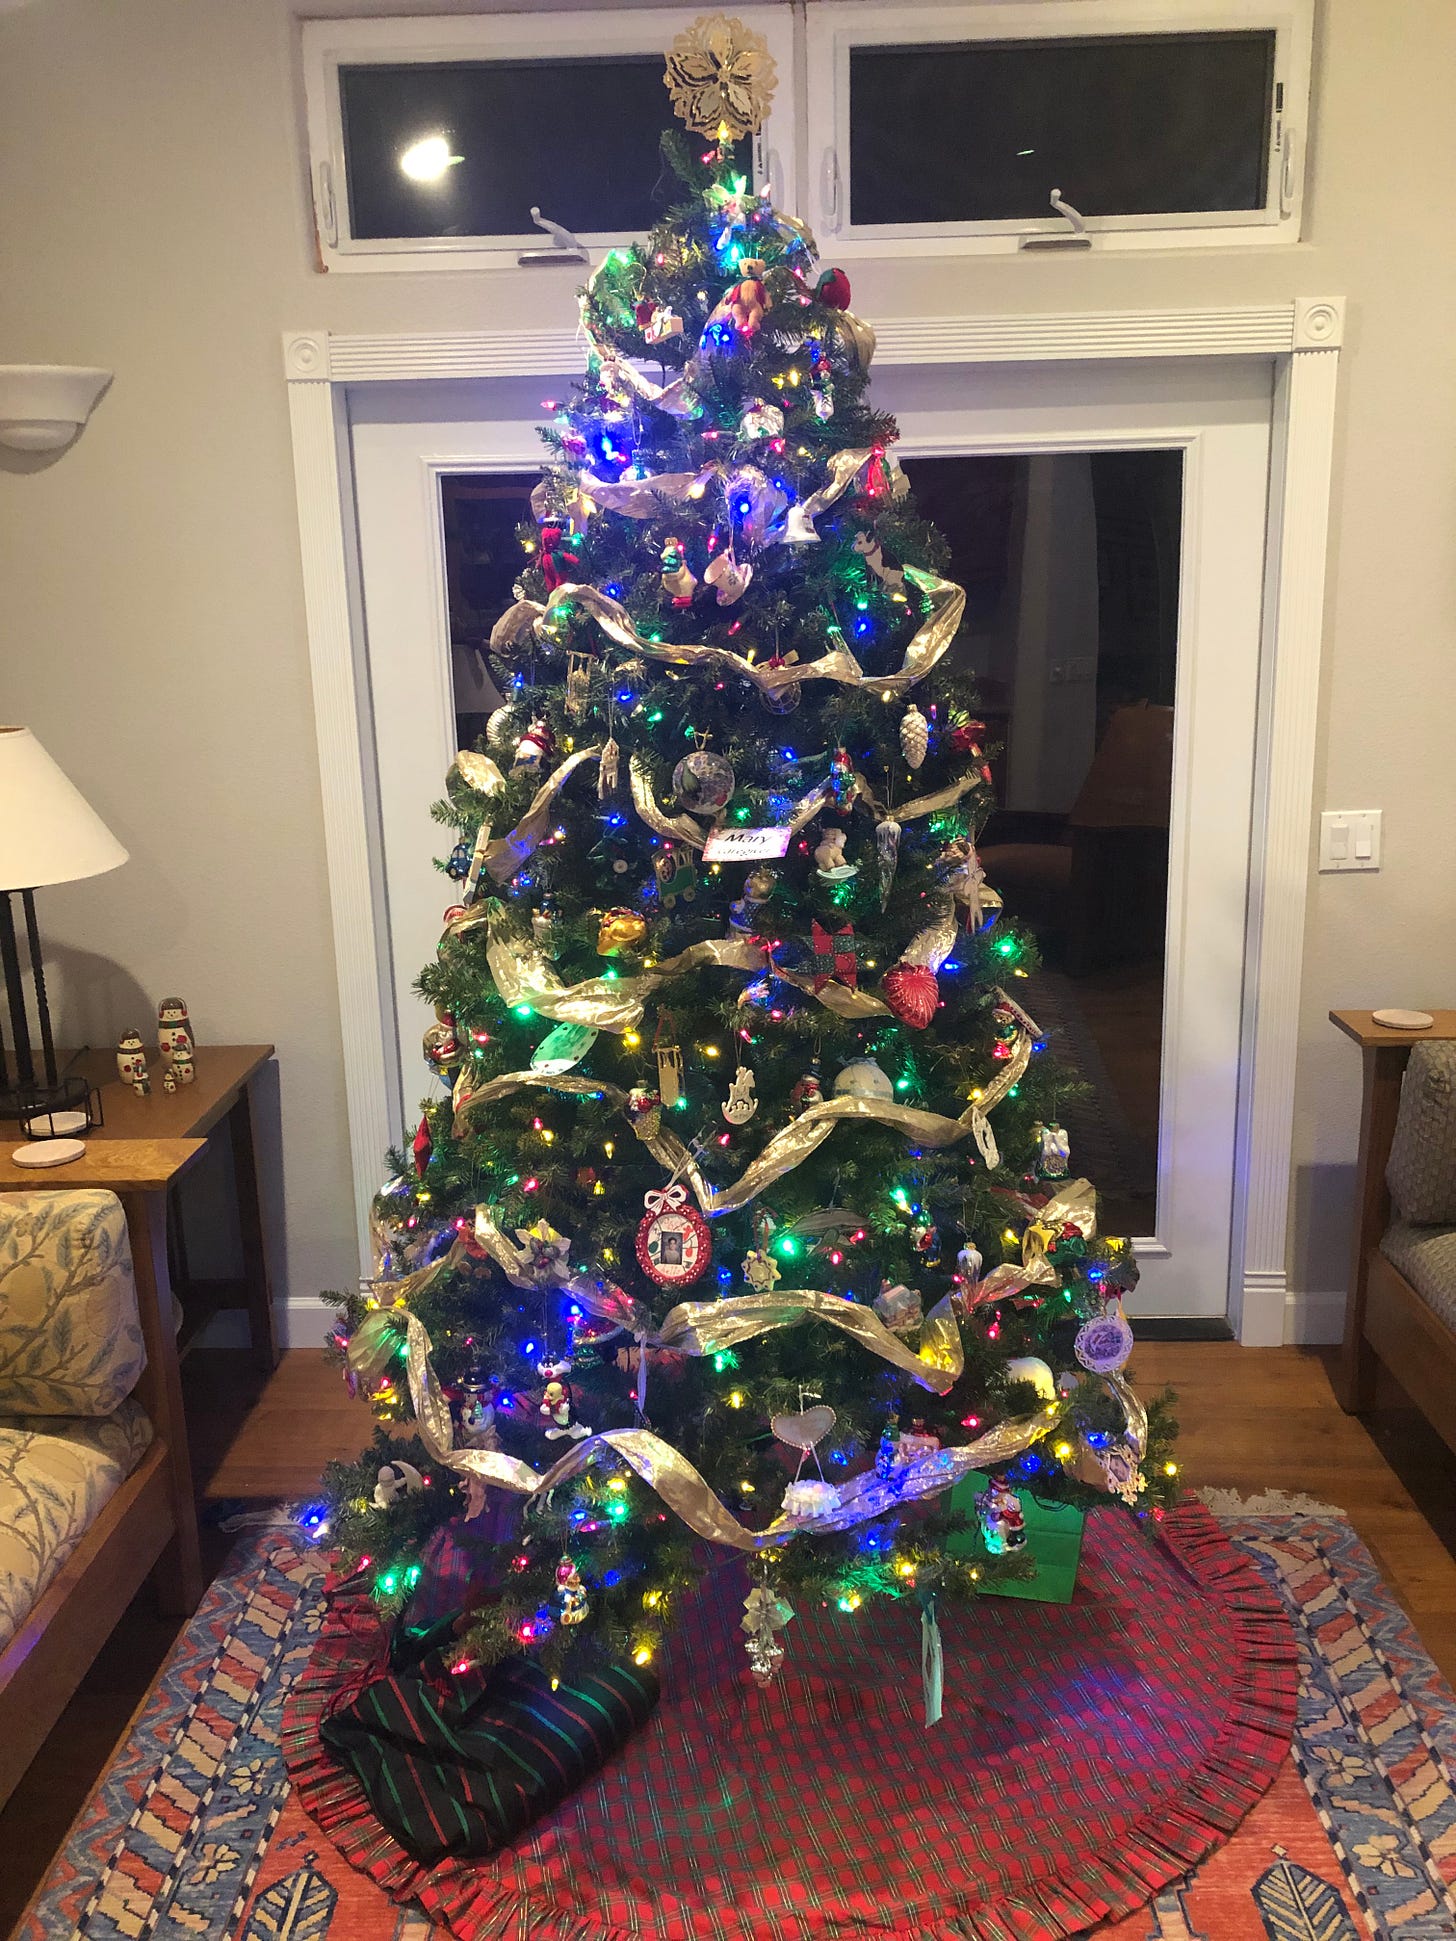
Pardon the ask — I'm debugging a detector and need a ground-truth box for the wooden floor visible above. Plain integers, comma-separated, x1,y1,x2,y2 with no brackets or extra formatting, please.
4,1341,1456,1935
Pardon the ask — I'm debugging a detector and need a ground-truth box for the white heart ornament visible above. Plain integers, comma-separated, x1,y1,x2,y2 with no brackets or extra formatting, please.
770,1404,836,1452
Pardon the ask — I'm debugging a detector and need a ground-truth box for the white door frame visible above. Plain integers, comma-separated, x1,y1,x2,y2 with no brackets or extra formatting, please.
283,297,1344,1346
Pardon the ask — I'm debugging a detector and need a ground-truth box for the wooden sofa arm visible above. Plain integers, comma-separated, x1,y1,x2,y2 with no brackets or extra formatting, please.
1331,1009,1456,1412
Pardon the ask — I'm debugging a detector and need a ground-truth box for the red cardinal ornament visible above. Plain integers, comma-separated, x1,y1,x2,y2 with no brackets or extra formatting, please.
412,1114,433,1176
882,962,940,1030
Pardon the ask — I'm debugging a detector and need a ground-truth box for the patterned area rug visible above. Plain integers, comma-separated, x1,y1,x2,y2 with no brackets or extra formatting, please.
17,1508,1456,1940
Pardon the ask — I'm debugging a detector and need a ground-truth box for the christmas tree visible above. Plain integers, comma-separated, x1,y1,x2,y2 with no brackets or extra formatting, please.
318,15,1177,1699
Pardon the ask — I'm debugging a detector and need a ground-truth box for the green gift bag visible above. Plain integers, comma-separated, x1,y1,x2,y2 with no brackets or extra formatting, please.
946,1472,1086,1604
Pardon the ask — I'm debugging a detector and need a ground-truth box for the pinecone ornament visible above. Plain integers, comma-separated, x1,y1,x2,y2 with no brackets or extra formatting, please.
900,705,929,770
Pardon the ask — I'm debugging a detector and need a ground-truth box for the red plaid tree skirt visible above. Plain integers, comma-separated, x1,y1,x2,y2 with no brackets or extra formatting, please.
283,1503,1296,1940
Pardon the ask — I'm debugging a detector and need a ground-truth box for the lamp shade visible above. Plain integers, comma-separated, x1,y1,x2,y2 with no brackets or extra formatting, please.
0,727,128,890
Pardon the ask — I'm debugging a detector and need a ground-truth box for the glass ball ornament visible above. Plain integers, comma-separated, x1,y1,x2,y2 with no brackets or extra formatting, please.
672,749,735,813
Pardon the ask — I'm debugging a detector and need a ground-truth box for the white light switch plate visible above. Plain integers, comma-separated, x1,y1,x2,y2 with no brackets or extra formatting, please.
1319,809,1382,872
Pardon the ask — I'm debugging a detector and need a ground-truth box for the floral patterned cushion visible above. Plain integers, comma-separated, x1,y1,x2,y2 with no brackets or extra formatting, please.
0,1397,153,1652
0,1189,146,1416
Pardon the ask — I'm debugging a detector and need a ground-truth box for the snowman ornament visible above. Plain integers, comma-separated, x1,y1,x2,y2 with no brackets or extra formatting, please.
722,1065,758,1125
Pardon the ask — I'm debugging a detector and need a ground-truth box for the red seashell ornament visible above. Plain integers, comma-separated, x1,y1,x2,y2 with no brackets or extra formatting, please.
882,962,939,1030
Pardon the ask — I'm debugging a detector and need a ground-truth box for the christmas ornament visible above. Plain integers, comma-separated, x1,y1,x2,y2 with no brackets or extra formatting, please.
910,1220,940,1267
555,1558,589,1624
157,997,195,1065
660,535,698,606
789,1066,823,1113
636,1182,711,1288
809,919,862,991
873,1282,923,1333
459,1384,497,1447
899,1419,941,1461
653,1012,684,1105
851,529,904,590
741,1583,794,1685
814,267,852,310
598,907,647,954
829,745,858,812
538,1358,590,1441
538,524,569,591
976,1477,1026,1554
411,1114,432,1175
744,863,778,908
423,1019,460,1082
875,1407,901,1479
664,13,778,141
832,1056,893,1101
653,840,697,907
512,719,554,777
161,1047,196,1093
740,399,784,441
742,1246,780,1292
485,704,515,747
641,302,683,345
874,817,901,908
530,1021,598,1076
371,1460,424,1509
1082,1438,1143,1504
565,651,593,721
810,384,834,422
702,547,753,605
955,1241,983,1287
1037,1122,1071,1179
813,827,856,880
1005,1355,1058,1402
770,1402,836,1452
722,1064,758,1124
724,466,788,546
446,840,472,880
672,747,735,812
780,1479,840,1518
725,261,771,335
882,961,939,1030
627,1085,663,1142
516,1220,572,1285
759,652,802,711
116,1030,149,1096
598,736,620,797
1074,1302,1135,1375
531,898,562,958
780,503,820,545
900,704,930,770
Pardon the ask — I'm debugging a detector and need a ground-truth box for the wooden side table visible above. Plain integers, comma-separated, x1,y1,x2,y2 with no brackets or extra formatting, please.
1,1045,280,1368
1329,1009,1456,1410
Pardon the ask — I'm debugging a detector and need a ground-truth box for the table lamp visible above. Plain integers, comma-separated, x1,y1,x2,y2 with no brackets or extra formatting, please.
0,726,128,1116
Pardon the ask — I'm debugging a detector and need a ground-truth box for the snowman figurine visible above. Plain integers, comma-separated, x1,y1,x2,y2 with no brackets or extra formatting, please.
162,1046,196,1092
116,1030,150,1097
157,997,194,1066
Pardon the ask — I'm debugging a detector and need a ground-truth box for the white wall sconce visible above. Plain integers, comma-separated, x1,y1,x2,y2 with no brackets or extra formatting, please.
0,365,112,453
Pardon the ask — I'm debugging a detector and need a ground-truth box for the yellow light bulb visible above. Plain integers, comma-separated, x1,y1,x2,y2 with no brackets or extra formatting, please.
603,1140,615,1158
1054,1441,1073,1460
896,1560,915,1577
727,1390,744,1408
634,1644,654,1665
643,1589,661,1608
1003,1228,1019,1244
739,1478,755,1493
1164,1461,1179,1476
540,1128,554,1143
703,1044,720,1058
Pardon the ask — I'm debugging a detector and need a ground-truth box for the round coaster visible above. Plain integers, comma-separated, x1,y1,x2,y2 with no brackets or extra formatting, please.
12,1138,86,1168
1372,1008,1434,1031
25,1108,89,1137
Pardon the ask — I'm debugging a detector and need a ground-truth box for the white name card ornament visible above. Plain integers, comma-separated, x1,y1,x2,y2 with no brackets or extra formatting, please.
702,826,793,863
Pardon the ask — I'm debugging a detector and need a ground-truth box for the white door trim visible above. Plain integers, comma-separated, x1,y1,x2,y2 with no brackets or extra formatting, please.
282,299,1344,1344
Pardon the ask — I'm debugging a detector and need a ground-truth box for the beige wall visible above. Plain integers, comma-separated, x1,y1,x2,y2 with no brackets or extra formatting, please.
1,0,1452,1333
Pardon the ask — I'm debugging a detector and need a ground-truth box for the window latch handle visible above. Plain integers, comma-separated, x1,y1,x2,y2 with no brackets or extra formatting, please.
315,161,338,248
820,147,841,233
1279,128,1299,218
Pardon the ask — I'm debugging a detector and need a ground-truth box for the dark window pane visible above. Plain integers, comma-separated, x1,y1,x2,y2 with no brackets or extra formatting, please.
340,57,745,240
848,32,1274,224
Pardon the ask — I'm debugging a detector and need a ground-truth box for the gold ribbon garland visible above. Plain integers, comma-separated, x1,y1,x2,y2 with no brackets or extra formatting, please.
346,1302,1146,1551
451,1031,1033,1215
958,1178,1098,1306
489,565,963,703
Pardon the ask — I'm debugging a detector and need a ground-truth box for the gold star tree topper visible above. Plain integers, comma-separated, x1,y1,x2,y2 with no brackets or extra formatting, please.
664,13,778,142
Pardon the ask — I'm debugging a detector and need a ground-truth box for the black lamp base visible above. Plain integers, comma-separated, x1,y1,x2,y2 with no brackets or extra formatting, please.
4,1072,103,1137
